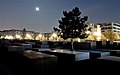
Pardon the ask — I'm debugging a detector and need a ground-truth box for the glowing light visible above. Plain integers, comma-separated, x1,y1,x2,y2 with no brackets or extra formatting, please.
52,33,57,38
96,25,101,41
26,33,32,39
78,38,81,42
52,33,57,41
46,37,47,40
96,37,101,41
15,35,21,39
97,25,101,37
0,36,4,38
93,25,101,41
93,32,97,36
5,35,14,39
38,34,42,38
107,39,109,41
86,31,90,34
35,7,39,11
9,36,14,39
38,34,42,40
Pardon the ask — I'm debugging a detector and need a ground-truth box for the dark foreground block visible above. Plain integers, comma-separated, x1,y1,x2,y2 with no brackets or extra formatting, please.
2,50,57,75
78,50,110,59
96,49,120,56
39,49,89,64
22,50,57,75
98,56,120,63
0,64,14,75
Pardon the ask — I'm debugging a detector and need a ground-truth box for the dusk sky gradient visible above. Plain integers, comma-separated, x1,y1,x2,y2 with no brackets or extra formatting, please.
0,0,120,33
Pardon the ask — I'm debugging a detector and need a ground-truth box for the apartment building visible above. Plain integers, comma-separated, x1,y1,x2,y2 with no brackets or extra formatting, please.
98,22,120,33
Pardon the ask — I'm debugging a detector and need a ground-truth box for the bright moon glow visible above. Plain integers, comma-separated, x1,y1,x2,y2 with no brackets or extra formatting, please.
35,7,39,11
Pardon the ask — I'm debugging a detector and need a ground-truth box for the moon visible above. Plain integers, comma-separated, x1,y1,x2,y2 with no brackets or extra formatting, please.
35,7,39,11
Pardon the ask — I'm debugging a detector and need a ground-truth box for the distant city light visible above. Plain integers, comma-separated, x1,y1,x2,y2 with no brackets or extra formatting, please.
5,35,14,39
38,34,42,40
97,25,101,36
38,34,42,38
0,36,4,39
52,33,57,41
15,35,21,39
78,38,81,42
92,25,101,41
86,31,90,34
26,33,32,39
52,33,57,38
106,39,109,41
93,32,97,36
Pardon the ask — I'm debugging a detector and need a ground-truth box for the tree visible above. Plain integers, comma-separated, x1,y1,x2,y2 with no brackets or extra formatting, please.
53,7,88,51
103,30,120,41
22,28,26,39
86,33,106,41
101,33,106,40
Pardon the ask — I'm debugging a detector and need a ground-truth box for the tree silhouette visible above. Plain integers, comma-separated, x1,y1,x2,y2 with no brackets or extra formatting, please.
53,7,88,51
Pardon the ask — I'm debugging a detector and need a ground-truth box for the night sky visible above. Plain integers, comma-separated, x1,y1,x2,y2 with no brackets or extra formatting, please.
0,0,120,33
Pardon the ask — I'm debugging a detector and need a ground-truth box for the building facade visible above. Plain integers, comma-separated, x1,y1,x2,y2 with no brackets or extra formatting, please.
98,22,120,33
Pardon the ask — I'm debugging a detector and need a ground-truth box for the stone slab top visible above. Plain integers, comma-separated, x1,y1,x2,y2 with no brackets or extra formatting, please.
23,50,56,59
78,50,110,53
98,56,120,62
52,49,89,55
